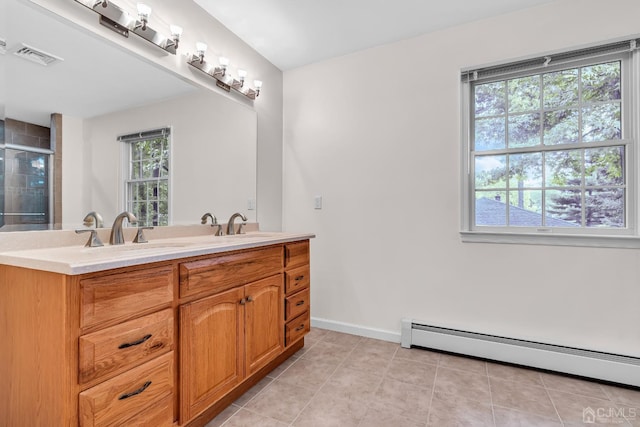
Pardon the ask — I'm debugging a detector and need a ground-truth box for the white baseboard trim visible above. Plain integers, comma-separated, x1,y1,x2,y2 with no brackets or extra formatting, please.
311,317,401,343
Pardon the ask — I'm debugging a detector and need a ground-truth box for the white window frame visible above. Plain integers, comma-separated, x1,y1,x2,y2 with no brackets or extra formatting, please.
460,38,640,248
119,127,172,227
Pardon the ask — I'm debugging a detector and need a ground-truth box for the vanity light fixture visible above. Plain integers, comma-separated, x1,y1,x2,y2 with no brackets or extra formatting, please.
135,3,151,31
218,56,229,76
168,25,183,49
254,80,263,97
187,54,262,100
196,42,207,64
73,0,181,55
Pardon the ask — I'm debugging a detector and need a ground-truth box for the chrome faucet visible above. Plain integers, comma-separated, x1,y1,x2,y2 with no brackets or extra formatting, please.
226,212,247,235
201,212,222,236
110,211,137,245
83,211,104,228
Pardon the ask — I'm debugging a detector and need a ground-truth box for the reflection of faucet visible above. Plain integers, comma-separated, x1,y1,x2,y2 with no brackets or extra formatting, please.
110,211,137,245
83,211,104,228
201,212,223,236
226,212,247,235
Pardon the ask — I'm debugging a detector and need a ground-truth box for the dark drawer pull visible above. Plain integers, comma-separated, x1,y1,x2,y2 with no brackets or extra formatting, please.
118,334,152,349
295,275,305,281
118,381,151,400
295,324,305,332
295,300,305,306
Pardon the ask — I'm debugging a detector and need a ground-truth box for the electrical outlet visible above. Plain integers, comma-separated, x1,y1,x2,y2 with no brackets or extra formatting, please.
247,198,256,210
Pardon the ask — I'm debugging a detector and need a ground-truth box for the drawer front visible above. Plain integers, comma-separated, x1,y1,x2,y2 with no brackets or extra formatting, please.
284,240,309,269
179,246,283,299
79,352,174,427
285,288,310,321
79,309,174,384
81,266,174,330
285,265,310,295
285,311,310,347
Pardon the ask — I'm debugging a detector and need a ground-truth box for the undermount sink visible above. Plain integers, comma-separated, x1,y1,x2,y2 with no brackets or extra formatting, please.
81,242,192,254
221,233,278,239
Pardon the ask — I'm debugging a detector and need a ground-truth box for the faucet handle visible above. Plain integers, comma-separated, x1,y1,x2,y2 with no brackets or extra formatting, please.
213,223,223,236
134,226,154,243
238,222,247,235
76,229,104,247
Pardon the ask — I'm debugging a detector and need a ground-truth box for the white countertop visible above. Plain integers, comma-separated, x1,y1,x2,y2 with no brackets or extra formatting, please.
0,232,315,275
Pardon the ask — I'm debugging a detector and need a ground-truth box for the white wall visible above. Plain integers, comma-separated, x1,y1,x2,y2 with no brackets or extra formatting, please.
30,0,283,231
283,0,640,356
82,90,256,227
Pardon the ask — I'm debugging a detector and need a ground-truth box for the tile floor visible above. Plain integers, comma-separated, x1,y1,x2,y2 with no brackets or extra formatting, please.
205,328,640,426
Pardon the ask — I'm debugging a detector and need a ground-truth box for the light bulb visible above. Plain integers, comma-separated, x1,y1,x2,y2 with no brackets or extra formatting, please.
253,80,263,89
170,25,183,37
137,3,151,18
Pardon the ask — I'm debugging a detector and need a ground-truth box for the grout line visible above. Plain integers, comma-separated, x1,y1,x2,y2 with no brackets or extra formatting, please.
540,375,567,426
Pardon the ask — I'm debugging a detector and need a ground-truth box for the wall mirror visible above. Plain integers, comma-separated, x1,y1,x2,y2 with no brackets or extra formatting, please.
1,0,257,231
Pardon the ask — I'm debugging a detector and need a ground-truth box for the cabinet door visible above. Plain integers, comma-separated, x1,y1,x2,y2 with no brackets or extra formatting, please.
180,287,244,422
244,274,284,375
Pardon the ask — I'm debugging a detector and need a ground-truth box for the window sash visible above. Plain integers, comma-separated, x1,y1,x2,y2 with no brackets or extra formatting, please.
463,49,636,236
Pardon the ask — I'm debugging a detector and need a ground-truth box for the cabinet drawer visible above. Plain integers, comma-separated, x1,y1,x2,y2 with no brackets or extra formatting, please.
179,246,283,299
285,288,310,321
284,240,309,269
285,311,310,346
79,352,174,427
80,266,174,330
285,265,309,295
79,309,174,384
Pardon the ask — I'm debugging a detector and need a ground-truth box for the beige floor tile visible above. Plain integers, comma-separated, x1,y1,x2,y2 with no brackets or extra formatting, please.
386,357,437,388
234,376,274,407
277,356,341,391
438,352,487,375
360,407,426,427
369,377,432,422
320,330,363,349
602,384,640,407
244,379,316,424
486,362,544,387
341,350,392,376
306,327,328,341
300,340,352,362
319,365,382,404
204,404,241,427
489,377,558,419
493,406,563,427
355,337,399,359
548,389,626,426
222,408,289,427
292,391,367,427
427,392,494,426
540,372,609,400
267,355,297,379
433,366,492,405
293,339,316,357
395,346,440,366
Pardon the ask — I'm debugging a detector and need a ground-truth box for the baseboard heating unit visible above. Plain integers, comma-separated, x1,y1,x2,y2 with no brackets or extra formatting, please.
401,319,640,387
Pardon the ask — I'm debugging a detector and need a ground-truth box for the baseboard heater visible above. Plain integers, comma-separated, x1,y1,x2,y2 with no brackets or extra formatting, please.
401,319,640,387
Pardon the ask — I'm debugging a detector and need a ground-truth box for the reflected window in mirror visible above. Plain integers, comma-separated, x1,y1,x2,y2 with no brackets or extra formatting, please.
120,128,170,227
0,119,53,231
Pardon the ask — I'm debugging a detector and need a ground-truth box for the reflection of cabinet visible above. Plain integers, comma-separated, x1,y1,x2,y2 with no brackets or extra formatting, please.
179,249,284,423
0,238,310,427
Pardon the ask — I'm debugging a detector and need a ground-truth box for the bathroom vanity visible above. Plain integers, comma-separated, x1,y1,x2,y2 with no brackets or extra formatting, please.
0,231,313,426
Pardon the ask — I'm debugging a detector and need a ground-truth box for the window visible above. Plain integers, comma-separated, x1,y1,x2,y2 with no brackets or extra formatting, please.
120,128,170,227
461,39,640,245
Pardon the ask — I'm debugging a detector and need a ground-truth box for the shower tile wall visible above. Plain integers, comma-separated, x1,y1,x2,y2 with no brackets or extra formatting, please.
2,118,51,228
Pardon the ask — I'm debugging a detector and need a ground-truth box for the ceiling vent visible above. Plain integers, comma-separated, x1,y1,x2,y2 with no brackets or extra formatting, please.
0,38,6,55
13,43,63,66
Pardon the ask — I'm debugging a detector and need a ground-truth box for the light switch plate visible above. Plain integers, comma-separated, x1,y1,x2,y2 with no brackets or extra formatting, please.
248,198,256,210
314,196,322,209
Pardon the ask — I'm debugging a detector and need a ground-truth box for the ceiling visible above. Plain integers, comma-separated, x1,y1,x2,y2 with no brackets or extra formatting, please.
195,0,558,71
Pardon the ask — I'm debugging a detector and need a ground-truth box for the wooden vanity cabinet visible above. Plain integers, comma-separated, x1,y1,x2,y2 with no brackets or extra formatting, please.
0,238,310,427
179,249,284,423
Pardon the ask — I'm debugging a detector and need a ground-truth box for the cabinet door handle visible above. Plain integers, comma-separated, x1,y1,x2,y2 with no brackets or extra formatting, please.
295,324,305,332
118,381,152,400
118,334,152,349
239,298,247,305
295,300,305,306
295,275,304,281
246,295,254,302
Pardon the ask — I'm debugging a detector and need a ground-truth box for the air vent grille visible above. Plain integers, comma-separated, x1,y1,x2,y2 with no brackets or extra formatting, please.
14,44,63,66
